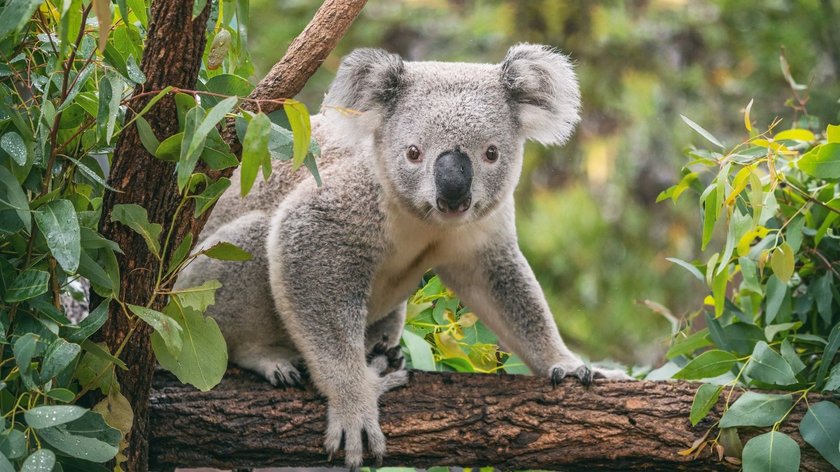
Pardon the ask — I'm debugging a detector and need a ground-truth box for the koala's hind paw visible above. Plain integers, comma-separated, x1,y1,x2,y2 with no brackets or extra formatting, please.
367,341,405,375
260,359,303,388
550,364,593,387
324,406,386,469
592,366,633,381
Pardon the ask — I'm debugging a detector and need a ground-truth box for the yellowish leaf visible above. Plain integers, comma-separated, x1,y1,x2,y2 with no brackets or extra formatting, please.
743,99,753,133
92,0,112,52
773,129,815,142
827,124,840,143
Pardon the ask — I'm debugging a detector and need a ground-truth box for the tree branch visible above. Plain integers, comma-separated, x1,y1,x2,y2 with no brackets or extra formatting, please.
148,370,836,471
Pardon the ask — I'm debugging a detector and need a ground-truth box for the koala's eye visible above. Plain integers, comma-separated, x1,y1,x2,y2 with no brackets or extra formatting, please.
406,145,422,162
485,145,499,162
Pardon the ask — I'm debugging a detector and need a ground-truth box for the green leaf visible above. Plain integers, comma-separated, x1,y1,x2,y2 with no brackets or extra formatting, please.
401,328,436,371
0,0,42,40
179,96,238,192
127,304,183,356
720,322,764,357
65,299,110,343
5,269,49,302
45,388,75,403
765,322,802,343
745,341,798,386
681,114,724,149
201,74,254,107
151,302,227,391
240,112,271,196
719,391,792,428
817,324,840,390
666,328,711,359
20,449,55,472
812,272,834,325
34,199,81,273
177,106,206,191
689,383,721,426
13,332,40,375
673,350,737,380
799,401,840,469
126,0,147,26
284,100,312,170
170,280,221,313
1,131,27,165
701,187,718,250
110,203,162,256
666,257,704,282
202,241,252,261
135,115,160,155
765,275,787,324
0,165,31,231
154,132,183,162
80,339,127,371
769,242,794,283
798,143,840,179
502,353,531,374
779,339,806,374
166,233,193,277
824,363,840,391
742,432,800,472
25,405,87,429
0,451,13,472
0,429,26,459
192,177,231,218
39,411,120,462
192,0,207,18
40,338,81,381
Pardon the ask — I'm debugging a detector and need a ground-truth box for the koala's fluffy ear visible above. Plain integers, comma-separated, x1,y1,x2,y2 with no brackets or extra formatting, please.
323,48,405,114
501,44,581,146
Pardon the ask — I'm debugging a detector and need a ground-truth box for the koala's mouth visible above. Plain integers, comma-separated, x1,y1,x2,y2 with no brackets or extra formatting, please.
436,195,471,215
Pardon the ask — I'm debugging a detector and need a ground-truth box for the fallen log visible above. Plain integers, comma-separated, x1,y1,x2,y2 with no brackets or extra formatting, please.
148,369,835,471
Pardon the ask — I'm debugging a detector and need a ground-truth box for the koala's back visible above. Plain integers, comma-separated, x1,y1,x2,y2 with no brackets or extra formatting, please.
201,114,349,238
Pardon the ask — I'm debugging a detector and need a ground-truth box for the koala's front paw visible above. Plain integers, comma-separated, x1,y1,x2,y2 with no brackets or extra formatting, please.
551,364,593,387
324,404,386,470
592,366,633,380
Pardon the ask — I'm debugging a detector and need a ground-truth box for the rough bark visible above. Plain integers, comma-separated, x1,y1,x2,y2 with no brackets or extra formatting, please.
95,2,211,470
148,370,836,471
95,0,367,470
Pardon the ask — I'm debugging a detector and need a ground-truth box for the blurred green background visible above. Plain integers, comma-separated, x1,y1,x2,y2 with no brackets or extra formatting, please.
245,0,840,366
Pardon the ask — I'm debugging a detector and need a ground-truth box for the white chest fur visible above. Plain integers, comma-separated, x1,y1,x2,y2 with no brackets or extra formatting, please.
365,201,506,321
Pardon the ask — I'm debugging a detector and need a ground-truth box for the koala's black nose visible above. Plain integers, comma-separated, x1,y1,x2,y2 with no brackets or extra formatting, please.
434,149,473,213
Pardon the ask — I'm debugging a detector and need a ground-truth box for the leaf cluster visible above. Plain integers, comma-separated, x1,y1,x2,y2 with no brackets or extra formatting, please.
657,83,840,470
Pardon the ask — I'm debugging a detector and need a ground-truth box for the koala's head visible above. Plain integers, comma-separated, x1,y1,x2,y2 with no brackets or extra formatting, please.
323,44,580,225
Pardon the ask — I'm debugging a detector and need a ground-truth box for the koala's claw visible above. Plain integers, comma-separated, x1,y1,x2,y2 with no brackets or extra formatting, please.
550,364,593,387
324,407,386,469
271,364,303,388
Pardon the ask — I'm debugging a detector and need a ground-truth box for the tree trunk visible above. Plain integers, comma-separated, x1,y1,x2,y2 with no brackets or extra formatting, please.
148,370,836,471
95,1,211,470
95,0,367,469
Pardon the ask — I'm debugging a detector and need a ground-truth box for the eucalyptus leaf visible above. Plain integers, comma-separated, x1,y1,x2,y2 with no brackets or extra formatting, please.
673,350,737,380
151,303,227,392
201,241,251,261
689,383,721,426
745,341,798,386
34,199,81,273
24,405,87,429
742,432,800,472
799,401,840,468
110,203,162,256
719,391,792,428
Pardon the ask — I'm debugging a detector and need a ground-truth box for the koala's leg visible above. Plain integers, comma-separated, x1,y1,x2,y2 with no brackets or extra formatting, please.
271,243,406,468
365,305,406,374
437,242,629,385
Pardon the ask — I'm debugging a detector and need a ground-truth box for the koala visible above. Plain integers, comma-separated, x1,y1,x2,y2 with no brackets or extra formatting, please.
178,44,628,469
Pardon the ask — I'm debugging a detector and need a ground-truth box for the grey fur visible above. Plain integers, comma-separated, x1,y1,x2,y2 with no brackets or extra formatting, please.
179,43,627,469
